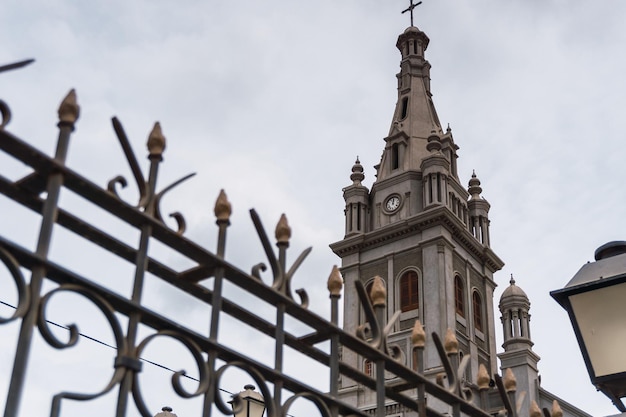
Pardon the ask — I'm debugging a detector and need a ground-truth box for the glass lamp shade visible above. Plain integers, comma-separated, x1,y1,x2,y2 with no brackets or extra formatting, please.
569,282,626,380
229,385,265,417
551,241,626,410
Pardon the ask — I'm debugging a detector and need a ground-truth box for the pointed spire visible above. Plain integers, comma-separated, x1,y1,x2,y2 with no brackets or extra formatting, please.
374,22,444,182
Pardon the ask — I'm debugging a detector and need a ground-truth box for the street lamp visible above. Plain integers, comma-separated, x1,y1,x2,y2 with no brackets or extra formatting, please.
229,384,266,417
551,241,626,412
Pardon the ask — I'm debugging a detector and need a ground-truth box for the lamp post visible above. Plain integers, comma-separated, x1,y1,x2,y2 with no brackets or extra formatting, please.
229,384,266,417
551,241,626,413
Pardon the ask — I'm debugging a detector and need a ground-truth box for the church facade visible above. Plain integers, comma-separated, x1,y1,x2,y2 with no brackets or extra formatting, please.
330,22,591,417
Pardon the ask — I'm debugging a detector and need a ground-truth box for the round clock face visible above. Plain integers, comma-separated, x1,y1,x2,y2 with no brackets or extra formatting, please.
385,195,400,212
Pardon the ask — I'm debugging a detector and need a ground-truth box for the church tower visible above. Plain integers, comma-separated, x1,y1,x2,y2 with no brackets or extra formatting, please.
330,21,504,411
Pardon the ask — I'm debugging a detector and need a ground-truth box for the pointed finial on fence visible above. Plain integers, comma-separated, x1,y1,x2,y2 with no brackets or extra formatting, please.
214,189,232,222
58,89,80,126
503,368,516,393
435,373,445,386
476,363,490,391
147,122,166,157
444,328,458,354
551,400,563,417
370,276,386,307
327,265,343,297
275,214,291,244
529,400,542,417
411,320,425,348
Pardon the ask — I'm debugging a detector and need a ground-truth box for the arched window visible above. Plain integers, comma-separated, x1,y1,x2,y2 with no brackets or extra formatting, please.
399,270,419,312
364,359,373,377
473,291,483,332
454,275,465,317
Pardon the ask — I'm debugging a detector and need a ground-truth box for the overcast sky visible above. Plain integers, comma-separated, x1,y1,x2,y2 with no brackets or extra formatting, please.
2,1,626,416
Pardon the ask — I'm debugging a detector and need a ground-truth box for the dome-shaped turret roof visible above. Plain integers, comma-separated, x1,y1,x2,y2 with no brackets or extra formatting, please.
500,275,528,300
499,275,530,312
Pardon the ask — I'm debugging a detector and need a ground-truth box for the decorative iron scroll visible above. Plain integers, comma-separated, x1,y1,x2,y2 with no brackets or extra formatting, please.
0,89,561,417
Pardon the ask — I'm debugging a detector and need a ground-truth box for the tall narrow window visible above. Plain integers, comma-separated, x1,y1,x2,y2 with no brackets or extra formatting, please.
400,97,409,119
400,271,419,312
429,175,434,203
473,291,483,332
347,204,352,232
436,173,442,202
391,143,399,170
364,359,373,377
454,275,465,317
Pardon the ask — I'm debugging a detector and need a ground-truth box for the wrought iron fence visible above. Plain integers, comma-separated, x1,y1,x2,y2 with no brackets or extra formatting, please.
0,81,561,417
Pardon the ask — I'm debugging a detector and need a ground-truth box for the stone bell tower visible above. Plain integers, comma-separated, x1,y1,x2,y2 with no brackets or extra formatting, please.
330,21,504,412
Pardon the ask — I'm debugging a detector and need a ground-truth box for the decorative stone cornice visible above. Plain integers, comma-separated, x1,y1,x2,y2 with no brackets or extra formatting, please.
370,170,422,193
497,346,540,369
342,185,369,198
329,205,504,272
383,130,410,145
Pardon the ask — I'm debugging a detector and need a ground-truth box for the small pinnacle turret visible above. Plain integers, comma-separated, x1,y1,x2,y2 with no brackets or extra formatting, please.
468,171,482,199
499,274,533,350
498,275,541,417
350,157,365,186
342,158,369,237
467,171,491,246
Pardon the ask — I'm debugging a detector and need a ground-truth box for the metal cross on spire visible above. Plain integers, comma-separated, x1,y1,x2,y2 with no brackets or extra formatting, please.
401,0,422,27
